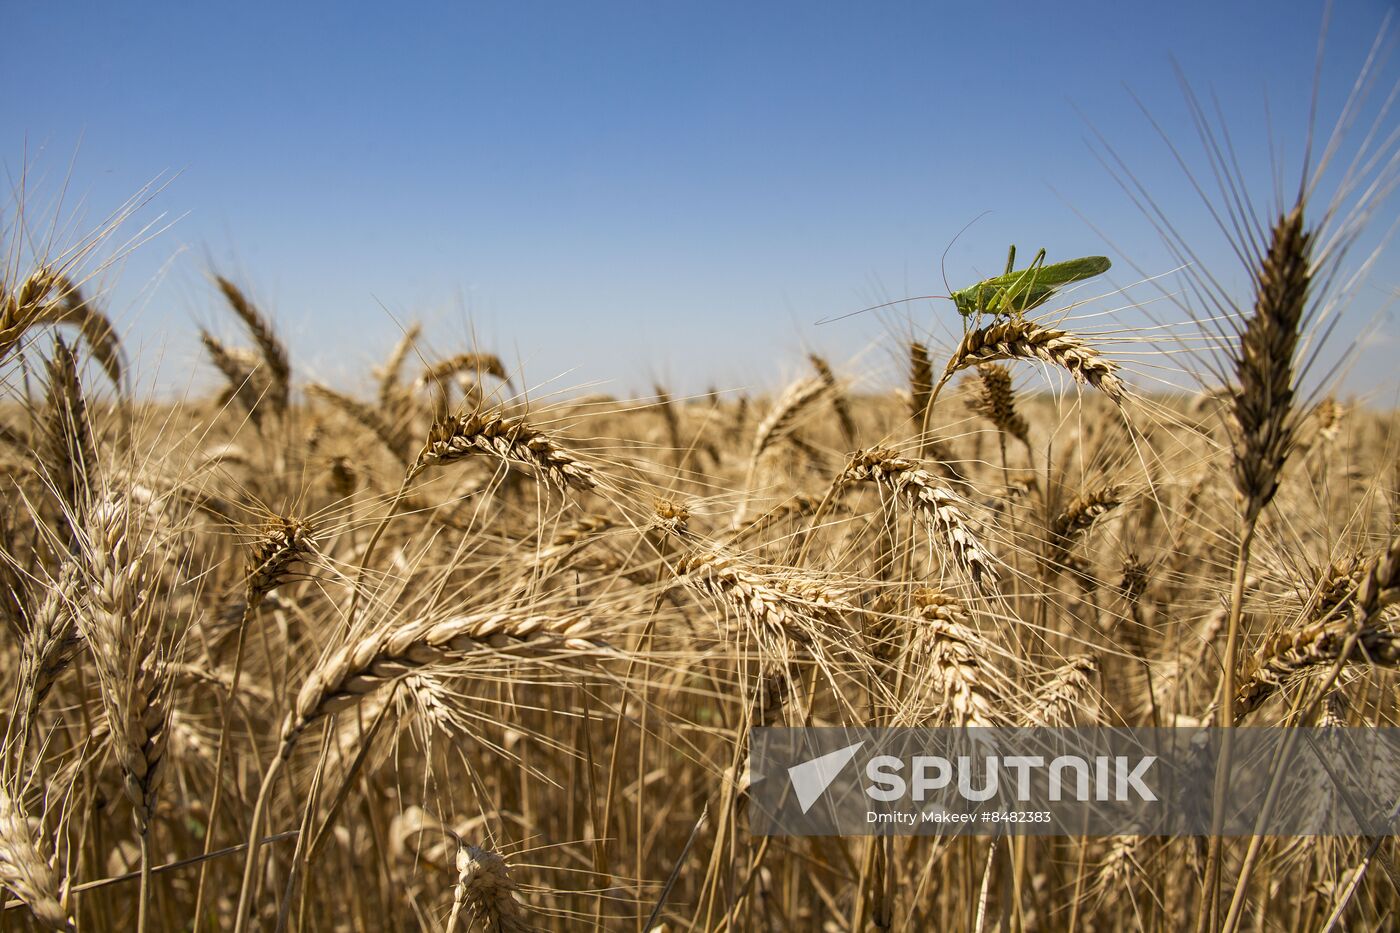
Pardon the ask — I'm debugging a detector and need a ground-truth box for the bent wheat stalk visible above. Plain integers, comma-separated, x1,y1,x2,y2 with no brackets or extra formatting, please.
233,609,602,932
412,410,597,492
735,378,827,525
673,547,851,644
837,448,998,589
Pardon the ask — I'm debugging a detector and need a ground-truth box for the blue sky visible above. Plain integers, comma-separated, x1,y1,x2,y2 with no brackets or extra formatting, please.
4,1,1399,401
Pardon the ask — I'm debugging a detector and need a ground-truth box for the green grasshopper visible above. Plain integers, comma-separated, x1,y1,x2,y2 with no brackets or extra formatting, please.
815,244,1112,327
951,246,1111,319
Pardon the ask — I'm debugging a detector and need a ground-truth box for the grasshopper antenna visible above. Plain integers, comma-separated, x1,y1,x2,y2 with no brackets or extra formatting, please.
816,294,951,324
816,211,990,326
940,210,992,297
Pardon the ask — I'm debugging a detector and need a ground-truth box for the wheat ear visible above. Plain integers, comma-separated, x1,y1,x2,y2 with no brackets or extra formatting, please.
0,789,72,931
1,268,123,384
1025,655,1100,726
965,363,1030,446
412,410,597,492
15,563,82,735
810,354,858,449
306,383,414,464
418,352,509,389
1208,205,1317,920
235,609,603,929
75,498,170,933
1234,538,1400,719
837,448,997,589
376,321,423,406
672,546,851,644
445,843,533,933
200,330,268,424
41,338,97,519
734,377,827,524
192,517,318,921
936,318,1125,404
914,589,1004,727
215,276,291,414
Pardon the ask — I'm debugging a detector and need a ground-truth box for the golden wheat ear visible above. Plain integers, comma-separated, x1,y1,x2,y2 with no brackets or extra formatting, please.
306,382,415,464
911,588,1005,728
2,268,123,385
0,788,73,932
1227,205,1312,528
836,448,998,590
413,409,597,493
809,353,859,449
445,844,533,933
39,338,98,522
963,363,1030,447
939,318,1125,403
214,276,291,416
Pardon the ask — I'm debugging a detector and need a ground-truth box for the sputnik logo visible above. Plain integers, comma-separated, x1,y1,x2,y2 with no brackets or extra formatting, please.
787,741,864,813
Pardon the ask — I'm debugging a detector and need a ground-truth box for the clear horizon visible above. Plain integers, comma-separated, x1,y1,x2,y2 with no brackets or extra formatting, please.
5,0,1399,406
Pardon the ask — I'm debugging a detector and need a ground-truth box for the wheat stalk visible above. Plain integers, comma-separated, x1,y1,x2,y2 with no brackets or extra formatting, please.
1211,204,1319,925
192,516,318,919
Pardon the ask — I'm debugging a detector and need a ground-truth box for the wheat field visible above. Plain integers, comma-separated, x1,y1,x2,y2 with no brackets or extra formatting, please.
3,86,1400,933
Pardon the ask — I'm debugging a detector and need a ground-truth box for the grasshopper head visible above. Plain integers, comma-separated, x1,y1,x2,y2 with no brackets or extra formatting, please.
951,288,981,317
